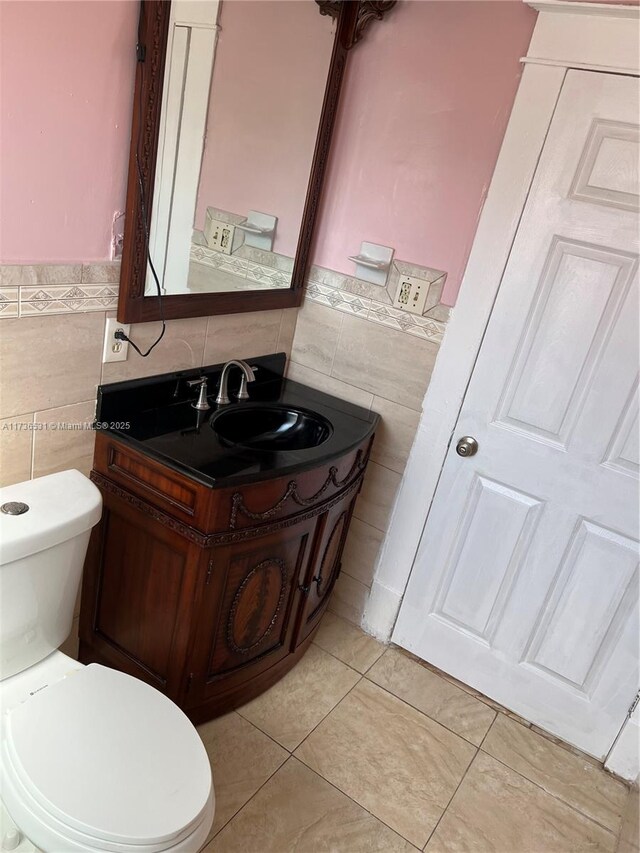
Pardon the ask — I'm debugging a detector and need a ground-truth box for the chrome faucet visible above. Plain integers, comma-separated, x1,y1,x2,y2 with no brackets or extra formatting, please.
215,360,256,405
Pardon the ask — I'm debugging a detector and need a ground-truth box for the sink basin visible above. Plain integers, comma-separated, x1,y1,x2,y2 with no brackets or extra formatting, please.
211,404,333,451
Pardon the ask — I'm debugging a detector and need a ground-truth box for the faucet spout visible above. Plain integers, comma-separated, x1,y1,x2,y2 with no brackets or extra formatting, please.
215,360,256,406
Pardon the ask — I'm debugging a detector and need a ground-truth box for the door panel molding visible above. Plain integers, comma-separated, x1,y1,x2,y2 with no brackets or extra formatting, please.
432,474,544,647
494,236,637,448
569,119,640,213
522,518,639,696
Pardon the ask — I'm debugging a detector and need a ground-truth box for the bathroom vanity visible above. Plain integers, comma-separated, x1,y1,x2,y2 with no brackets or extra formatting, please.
79,354,378,721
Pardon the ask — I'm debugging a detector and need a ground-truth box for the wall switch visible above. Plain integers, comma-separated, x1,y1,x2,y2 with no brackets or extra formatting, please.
102,317,130,363
393,275,430,315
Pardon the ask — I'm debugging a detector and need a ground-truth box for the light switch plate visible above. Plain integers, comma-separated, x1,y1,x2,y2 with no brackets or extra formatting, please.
102,317,130,363
393,275,429,315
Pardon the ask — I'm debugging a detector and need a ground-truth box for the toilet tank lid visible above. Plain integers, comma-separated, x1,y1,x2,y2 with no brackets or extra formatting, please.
0,470,102,565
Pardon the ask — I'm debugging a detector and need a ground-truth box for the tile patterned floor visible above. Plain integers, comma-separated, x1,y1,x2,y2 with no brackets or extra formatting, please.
198,611,629,852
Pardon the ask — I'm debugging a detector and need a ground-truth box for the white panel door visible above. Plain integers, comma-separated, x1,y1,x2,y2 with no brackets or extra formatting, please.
393,70,639,759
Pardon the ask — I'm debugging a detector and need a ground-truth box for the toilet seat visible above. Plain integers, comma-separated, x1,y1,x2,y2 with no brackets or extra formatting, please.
1,664,214,852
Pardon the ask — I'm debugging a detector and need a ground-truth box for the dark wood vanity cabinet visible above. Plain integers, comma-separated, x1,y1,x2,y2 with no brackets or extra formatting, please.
295,494,356,645
79,432,371,721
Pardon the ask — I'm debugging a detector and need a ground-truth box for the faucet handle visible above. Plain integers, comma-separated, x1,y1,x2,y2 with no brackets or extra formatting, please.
187,375,207,388
188,376,210,411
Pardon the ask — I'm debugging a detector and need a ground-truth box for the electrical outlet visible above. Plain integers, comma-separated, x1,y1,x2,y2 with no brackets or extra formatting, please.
393,275,429,316
204,217,236,255
102,317,130,363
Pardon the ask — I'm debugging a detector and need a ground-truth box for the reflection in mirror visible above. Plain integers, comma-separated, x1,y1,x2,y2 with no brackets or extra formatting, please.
145,0,336,297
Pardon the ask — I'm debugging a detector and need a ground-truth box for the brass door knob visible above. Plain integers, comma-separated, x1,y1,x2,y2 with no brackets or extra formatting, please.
456,436,478,457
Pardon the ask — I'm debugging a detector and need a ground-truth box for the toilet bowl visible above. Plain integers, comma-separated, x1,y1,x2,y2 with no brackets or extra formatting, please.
0,471,215,853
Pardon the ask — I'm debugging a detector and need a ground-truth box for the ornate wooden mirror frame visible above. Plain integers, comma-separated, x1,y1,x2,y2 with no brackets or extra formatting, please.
117,0,397,324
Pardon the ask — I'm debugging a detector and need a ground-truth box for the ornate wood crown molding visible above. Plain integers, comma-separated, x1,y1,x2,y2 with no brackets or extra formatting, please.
316,0,397,48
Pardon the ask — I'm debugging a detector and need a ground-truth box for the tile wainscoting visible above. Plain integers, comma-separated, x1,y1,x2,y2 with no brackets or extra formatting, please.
287,262,452,627
0,262,298,485
0,261,299,657
0,258,451,641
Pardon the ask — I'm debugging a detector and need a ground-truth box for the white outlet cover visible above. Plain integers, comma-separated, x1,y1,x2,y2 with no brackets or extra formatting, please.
393,275,429,316
204,213,236,255
102,317,131,364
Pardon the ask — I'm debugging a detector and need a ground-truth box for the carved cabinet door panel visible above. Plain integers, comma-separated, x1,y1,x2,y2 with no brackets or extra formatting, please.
295,492,357,645
79,490,203,699
188,517,317,706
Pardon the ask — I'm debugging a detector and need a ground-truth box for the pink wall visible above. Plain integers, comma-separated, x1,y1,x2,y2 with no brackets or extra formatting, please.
0,1,137,264
195,1,335,257
312,0,537,305
0,0,535,307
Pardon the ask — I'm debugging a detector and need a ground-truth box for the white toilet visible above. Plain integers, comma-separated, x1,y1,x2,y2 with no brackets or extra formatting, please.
0,470,215,853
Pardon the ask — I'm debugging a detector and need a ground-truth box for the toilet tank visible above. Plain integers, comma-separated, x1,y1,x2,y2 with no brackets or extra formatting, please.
0,470,102,680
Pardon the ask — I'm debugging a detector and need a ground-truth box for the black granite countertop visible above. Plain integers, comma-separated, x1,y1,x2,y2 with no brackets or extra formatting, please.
96,353,378,488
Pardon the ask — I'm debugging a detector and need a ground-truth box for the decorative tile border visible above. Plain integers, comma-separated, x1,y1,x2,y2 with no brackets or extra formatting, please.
0,257,451,346
309,259,448,316
0,263,120,317
188,241,451,342
0,288,19,317
189,242,292,290
306,262,451,344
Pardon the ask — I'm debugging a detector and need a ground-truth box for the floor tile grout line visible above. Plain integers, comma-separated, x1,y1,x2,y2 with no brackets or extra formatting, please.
477,711,499,751
310,634,386,679
362,666,622,839
207,747,421,851
293,674,480,851
208,752,293,843
401,656,483,698
203,662,411,845
310,630,622,842
395,645,621,772
357,665,496,750
215,675,395,843
422,745,480,850
312,630,498,749
478,714,627,830
202,632,620,849
310,636,373,677
235,657,365,757
239,673,621,844
291,756,422,850
291,672,365,756
232,708,298,757
362,674,493,749
225,615,623,848
474,747,621,839
316,620,624,783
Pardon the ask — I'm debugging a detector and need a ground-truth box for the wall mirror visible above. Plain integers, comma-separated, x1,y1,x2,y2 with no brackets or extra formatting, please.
117,0,396,323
